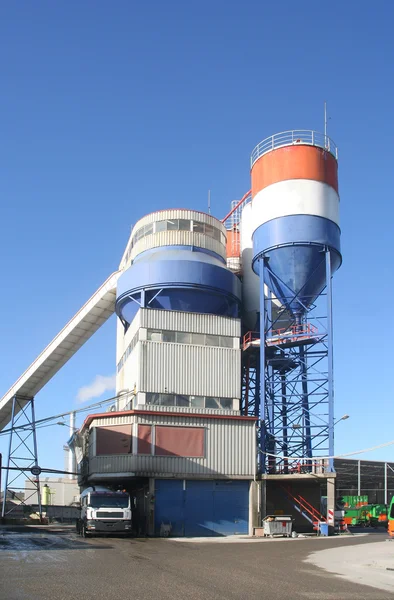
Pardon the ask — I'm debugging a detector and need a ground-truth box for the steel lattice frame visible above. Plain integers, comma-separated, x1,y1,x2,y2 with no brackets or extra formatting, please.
242,249,335,475
1,396,42,520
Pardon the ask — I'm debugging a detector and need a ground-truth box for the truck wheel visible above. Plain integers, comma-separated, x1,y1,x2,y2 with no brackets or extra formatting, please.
82,524,90,538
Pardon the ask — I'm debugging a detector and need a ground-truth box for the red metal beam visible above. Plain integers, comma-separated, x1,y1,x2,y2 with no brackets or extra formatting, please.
221,190,251,224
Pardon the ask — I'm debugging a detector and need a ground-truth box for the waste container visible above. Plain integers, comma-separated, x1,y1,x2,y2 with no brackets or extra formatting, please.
319,522,329,536
263,515,293,537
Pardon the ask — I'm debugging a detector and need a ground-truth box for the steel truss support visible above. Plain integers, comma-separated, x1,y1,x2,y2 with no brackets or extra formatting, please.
1,396,42,520
242,249,336,475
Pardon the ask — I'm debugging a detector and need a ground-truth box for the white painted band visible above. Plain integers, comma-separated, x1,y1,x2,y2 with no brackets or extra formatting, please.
251,179,340,228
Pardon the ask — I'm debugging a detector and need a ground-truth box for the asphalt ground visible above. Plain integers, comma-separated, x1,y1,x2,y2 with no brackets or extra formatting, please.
0,525,393,600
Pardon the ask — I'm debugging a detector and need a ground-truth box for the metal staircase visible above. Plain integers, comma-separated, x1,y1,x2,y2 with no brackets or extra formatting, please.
281,485,326,530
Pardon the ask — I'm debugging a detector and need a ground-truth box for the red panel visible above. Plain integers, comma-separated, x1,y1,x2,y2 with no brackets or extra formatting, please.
155,426,205,457
96,425,132,456
138,424,152,455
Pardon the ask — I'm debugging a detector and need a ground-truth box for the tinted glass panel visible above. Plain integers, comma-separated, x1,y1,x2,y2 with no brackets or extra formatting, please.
192,221,205,234
178,219,191,231
176,332,191,344
176,395,189,407
206,397,220,409
220,398,233,409
147,331,162,341
162,331,176,342
206,334,219,346
191,333,205,345
190,396,204,408
220,336,234,348
205,224,215,238
145,223,153,236
167,219,178,231
155,220,167,233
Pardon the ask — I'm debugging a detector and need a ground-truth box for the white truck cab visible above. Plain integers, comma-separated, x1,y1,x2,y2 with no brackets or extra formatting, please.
76,486,132,537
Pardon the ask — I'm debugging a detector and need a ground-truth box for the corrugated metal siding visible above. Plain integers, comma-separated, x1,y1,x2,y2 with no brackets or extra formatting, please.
123,311,141,346
139,308,240,337
129,230,226,263
88,413,256,477
139,341,240,398
122,344,140,397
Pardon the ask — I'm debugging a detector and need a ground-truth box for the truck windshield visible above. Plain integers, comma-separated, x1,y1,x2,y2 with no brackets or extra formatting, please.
89,495,129,508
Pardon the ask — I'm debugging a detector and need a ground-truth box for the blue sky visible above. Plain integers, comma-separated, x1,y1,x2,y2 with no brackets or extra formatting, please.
1,1,394,475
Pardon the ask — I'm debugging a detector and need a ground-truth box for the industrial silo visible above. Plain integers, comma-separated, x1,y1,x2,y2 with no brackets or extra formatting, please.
115,209,242,412
245,131,342,473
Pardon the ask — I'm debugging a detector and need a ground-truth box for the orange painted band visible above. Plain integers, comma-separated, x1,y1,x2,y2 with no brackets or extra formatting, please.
251,145,338,196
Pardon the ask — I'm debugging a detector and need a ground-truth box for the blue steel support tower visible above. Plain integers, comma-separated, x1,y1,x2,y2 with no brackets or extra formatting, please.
247,131,342,474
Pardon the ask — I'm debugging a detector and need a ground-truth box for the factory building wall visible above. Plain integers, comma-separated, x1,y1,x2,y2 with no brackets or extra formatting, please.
139,342,240,399
116,309,241,410
86,412,256,480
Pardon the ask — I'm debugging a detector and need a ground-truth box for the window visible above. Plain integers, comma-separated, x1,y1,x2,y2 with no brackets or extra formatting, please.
176,395,189,407
220,398,233,409
147,330,162,342
205,224,215,238
206,397,220,409
162,331,176,343
206,334,220,347
190,396,204,408
146,328,235,348
176,331,191,344
178,219,191,231
220,336,233,348
146,393,233,410
155,426,205,457
192,221,205,234
155,220,167,233
167,219,178,231
144,223,153,236
191,333,205,346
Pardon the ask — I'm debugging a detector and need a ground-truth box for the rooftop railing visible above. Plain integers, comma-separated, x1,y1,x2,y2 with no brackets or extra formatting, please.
251,130,338,167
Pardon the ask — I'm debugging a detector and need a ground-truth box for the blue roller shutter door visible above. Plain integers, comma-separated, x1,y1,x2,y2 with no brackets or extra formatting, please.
154,480,184,536
155,480,249,536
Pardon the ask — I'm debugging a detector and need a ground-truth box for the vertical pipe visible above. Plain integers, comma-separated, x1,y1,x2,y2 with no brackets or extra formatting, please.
385,463,388,506
2,396,16,518
30,398,42,521
299,342,312,465
259,258,266,474
326,250,335,472
266,290,274,438
281,372,288,474
357,460,361,496
245,357,250,415
69,411,76,478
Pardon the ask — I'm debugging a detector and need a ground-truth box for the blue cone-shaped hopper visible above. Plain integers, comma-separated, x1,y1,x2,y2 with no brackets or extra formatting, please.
252,215,342,317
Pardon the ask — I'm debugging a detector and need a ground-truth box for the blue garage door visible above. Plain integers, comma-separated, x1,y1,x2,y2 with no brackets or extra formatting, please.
154,480,249,536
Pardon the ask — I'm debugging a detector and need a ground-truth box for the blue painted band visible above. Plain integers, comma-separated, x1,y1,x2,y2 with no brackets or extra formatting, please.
252,214,341,272
116,250,241,322
133,245,226,265
253,214,341,257
251,215,342,315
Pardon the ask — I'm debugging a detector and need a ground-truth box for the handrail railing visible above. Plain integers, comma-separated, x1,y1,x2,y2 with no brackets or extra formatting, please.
243,324,318,350
251,130,338,167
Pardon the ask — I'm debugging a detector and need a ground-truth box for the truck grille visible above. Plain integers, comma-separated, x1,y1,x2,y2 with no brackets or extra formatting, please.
96,511,124,518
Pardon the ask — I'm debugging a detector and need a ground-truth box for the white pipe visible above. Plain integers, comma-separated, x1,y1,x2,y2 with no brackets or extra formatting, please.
69,411,76,479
